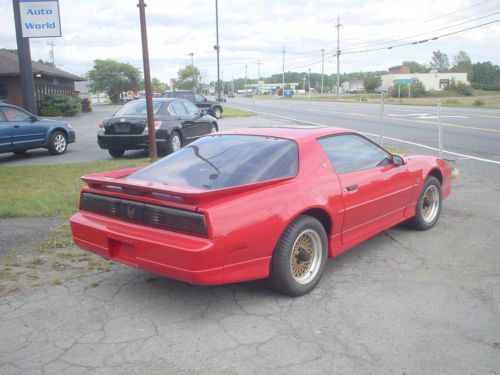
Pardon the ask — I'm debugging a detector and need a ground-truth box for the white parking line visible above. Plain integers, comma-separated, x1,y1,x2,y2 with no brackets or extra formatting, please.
226,105,500,166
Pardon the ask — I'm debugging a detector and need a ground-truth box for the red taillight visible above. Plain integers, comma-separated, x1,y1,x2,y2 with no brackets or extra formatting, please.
98,121,104,129
154,120,161,129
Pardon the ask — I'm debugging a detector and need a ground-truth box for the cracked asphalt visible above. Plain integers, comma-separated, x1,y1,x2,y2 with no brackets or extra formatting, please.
1,110,500,374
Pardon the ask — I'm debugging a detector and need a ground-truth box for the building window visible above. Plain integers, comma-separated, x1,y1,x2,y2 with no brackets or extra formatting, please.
439,79,450,89
0,84,7,101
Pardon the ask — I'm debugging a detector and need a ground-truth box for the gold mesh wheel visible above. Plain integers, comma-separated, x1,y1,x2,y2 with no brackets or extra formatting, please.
290,229,323,285
422,185,439,223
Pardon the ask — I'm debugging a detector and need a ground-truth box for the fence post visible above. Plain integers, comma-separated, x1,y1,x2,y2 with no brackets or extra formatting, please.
379,90,385,145
438,100,443,159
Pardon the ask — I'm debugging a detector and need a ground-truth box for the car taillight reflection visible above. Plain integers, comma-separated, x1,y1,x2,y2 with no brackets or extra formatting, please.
154,120,161,129
98,121,104,129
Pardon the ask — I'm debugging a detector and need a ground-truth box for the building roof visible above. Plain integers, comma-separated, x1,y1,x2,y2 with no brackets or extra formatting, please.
0,49,85,81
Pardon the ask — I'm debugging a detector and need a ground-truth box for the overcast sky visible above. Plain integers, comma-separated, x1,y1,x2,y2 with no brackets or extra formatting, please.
1,0,499,83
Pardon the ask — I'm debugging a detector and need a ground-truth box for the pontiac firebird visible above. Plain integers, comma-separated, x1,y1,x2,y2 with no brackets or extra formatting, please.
70,126,452,296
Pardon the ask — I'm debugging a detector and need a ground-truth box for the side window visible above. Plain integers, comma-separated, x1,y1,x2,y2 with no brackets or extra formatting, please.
318,134,391,174
0,110,7,122
2,107,32,122
171,101,188,116
194,94,205,102
183,100,200,116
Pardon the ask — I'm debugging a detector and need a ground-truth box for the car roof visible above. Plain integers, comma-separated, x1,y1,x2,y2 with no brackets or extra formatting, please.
220,125,354,142
130,98,178,103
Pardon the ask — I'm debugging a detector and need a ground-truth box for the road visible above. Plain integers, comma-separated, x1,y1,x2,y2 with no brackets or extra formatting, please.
227,98,500,165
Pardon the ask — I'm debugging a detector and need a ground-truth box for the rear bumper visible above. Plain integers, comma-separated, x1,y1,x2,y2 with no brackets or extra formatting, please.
97,134,166,150
70,211,226,285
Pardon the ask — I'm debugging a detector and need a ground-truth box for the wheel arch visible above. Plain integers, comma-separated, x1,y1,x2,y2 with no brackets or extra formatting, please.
47,127,69,144
427,168,443,185
292,207,333,239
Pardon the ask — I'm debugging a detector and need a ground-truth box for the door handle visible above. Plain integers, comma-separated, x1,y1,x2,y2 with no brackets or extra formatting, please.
346,184,358,192
13,124,20,128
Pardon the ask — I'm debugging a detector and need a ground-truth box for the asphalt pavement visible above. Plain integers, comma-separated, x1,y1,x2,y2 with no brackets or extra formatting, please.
1,100,500,374
227,97,500,165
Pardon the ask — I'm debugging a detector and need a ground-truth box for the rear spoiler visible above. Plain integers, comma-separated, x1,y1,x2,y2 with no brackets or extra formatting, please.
81,167,294,205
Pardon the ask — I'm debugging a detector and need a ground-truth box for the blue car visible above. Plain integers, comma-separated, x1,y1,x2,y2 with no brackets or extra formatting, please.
0,102,75,155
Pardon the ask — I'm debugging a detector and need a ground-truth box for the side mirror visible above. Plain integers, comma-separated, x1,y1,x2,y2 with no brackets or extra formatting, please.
392,155,405,166
31,115,38,122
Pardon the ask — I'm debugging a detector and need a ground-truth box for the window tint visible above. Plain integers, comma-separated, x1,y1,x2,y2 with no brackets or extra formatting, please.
319,134,390,174
128,135,298,190
2,107,32,122
183,100,200,115
114,100,163,116
0,110,7,122
194,94,205,102
171,101,188,116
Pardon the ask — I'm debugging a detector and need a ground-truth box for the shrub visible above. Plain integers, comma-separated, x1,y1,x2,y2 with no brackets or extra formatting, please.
445,99,459,105
41,94,82,117
40,106,62,117
472,99,485,107
444,81,473,96
81,98,92,112
389,81,427,98
471,83,500,91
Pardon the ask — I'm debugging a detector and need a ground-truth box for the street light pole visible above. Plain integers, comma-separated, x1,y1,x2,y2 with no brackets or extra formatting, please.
321,48,324,95
214,0,221,101
335,16,342,101
282,46,285,97
137,0,157,162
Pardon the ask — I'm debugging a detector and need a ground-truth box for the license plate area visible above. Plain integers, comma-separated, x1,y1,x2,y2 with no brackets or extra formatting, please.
109,238,137,266
114,123,130,133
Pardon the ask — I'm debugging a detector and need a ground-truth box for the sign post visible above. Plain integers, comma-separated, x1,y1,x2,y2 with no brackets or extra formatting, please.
13,0,62,114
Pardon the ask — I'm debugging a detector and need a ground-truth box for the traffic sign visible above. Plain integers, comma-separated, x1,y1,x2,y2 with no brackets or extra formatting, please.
394,79,412,85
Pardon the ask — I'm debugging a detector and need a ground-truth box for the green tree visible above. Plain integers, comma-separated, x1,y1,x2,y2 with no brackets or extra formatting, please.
451,51,473,79
402,61,430,73
429,50,450,72
364,76,382,91
175,65,201,91
87,59,142,103
151,77,169,93
471,61,500,85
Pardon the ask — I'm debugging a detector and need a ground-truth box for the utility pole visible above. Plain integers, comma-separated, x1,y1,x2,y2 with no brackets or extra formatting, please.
255,58,263,94
137,0,157,162
214,0,221,101
282,46,285,97
308,69,311,94
321,48,325,95
188,52,194,66
335,16,342,101
47,41,56,67
12,0,36,114
245,63,248,90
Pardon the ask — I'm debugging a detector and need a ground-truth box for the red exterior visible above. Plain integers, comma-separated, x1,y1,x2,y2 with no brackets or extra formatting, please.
70,127,452,285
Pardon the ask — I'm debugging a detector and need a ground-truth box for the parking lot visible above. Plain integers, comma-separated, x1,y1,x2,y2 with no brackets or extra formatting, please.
1,105,500,374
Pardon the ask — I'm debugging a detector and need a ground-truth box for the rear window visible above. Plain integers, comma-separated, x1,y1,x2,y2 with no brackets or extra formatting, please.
114,100,164,116
127,135,298,190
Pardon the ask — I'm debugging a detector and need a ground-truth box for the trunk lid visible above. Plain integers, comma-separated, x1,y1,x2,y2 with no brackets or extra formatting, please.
104,117,147,135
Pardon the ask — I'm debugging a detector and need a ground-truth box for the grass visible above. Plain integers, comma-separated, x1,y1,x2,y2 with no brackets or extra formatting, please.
0,158,149,219
222,107,256,117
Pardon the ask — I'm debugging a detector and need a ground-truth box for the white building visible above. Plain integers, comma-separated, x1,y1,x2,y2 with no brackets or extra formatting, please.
381,72,468,91
341,78,365,93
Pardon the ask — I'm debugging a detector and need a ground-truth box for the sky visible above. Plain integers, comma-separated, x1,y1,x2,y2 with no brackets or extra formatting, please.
1,0,499,84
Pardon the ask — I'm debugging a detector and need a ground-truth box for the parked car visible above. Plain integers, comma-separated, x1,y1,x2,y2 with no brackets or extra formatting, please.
97,98,218,158
0,102,75,156
71,126,452,296
227,93,235,98
161,90,223,119
215,94,227,102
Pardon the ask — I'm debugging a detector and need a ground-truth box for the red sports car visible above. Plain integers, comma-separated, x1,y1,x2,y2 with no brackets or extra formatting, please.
70,126,452,296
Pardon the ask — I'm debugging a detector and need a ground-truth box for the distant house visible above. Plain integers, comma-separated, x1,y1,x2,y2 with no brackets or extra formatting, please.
0,49,85,112
74,80,111,104
381,71,469,91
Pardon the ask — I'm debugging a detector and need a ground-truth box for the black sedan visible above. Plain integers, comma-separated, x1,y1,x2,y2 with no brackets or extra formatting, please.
97,98,218,158
0,102,75,156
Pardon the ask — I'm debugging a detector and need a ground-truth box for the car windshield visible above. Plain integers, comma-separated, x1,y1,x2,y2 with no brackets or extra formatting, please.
127,135,298,190
114,100,164,116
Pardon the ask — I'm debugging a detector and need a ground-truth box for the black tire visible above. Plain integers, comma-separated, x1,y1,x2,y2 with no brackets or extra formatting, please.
210,123,218,133
48,131,68,155
408,176,442,230
269,215,328,296
211,107,222,119
13,149,27,155
166,131,182,154
108,149,125,158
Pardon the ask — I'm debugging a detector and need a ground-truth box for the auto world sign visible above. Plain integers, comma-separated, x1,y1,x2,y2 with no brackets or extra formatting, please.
19,0,61,38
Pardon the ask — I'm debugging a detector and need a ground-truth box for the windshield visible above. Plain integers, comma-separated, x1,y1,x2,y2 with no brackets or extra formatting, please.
114,100,164,116
127,135,298,190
